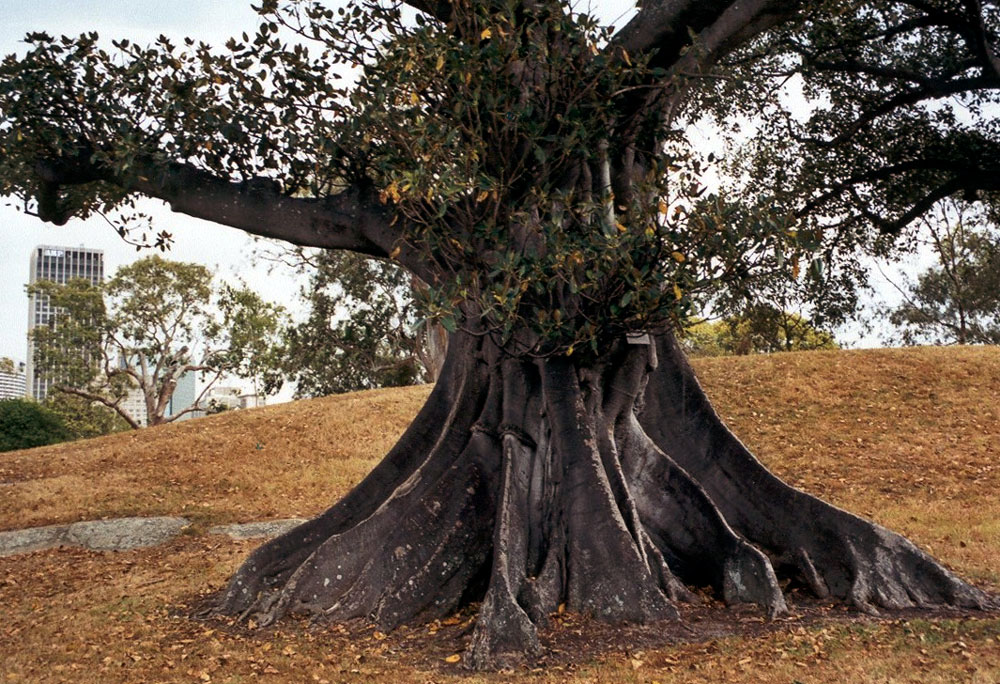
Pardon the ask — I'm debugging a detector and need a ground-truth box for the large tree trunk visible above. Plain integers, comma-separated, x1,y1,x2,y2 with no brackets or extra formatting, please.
216,329,990,669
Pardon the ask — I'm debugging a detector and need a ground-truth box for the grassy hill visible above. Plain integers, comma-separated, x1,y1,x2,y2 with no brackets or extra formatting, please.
1,346,998,682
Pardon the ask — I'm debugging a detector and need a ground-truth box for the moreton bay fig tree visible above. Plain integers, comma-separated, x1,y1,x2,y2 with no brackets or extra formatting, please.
2,0,998,669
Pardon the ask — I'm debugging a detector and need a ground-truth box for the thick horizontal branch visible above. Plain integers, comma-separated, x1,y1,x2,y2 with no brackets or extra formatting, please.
34,154,403,260
795,75,999,149
799,157,1000,217
802,54,979,89
129,164,394,257
613,0,801,72
53,384,141,430
800,157,1000,233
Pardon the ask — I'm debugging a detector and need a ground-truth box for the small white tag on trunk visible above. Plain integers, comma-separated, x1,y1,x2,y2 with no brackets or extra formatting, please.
626,332,651,345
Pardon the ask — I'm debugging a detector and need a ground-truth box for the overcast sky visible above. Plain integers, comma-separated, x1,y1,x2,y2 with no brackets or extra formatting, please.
0,0,916,368
0,0,646,367
0,1,315,366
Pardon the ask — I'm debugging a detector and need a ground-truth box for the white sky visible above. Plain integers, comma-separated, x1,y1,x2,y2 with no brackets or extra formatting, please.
0,0,642,367
0,0,921,368
0,1,304,366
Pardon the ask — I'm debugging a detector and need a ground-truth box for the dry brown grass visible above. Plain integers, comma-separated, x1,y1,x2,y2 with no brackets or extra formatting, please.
0,384,431,531
2,346,999,683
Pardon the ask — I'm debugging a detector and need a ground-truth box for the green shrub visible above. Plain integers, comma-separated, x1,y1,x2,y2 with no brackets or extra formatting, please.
0,398,72,452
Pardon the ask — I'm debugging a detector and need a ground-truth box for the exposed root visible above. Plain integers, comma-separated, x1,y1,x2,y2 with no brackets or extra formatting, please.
214,330,992,671
641,331,993,614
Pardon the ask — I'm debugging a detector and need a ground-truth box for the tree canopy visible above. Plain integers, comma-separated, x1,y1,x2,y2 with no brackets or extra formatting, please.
280,250,441,396
0,398,71,452
1,1,996,342
28,256,286,428
883,201,1000,345
684,306,837,356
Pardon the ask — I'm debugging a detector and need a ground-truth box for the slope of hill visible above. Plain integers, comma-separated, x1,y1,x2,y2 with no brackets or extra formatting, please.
1,346,998,683
2,346,998,584
0,383,432,531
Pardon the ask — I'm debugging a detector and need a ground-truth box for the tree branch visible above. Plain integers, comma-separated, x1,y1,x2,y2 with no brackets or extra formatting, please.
961,0,1000,78
33,154,404,260
161,366,224,423
793,75,998,149
797,157,1000,232
53,384,141,430
614,0,801,72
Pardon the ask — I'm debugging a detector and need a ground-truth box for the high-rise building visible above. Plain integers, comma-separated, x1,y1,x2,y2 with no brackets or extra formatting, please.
167,371,198,419
0,360,27,400
121,387,149,428
25,245,105,400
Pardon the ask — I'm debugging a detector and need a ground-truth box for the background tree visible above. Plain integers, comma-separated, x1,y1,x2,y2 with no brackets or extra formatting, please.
29,256,286,428
217,282,288,397
2,0,997,670
0,398,71,452
685,306,838,356
695,0,1000,331
279,250,442,396
42,393,130,439
883,202,1000,345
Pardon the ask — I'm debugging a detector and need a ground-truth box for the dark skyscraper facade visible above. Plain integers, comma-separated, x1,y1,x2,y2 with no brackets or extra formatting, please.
25,245,104,400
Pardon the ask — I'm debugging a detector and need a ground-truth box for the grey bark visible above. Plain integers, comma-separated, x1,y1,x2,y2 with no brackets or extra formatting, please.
214,328,992,670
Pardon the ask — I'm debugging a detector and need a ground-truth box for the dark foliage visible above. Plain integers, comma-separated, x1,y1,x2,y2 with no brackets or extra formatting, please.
0,398,71,452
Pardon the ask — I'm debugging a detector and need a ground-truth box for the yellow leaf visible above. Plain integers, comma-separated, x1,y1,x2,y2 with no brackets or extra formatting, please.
566,345,574,356
436,54,445,71
622,49,632,66
204,141,213,151
480,27,492,40
475,190,489,203
671,251,686,263
410,91,419,105
557,603,566,614
616,222,628,233
791,255,800,279
673,283,683,300
381,180,401,204
389,246,401,259
444,654,461,664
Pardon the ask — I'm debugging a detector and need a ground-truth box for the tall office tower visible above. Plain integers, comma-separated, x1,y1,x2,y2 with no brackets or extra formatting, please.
167,371,198,420
0,360,27,400
25,245,105,400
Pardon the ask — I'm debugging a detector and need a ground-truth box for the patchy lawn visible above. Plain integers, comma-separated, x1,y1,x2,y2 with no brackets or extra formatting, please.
2,346,999,682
